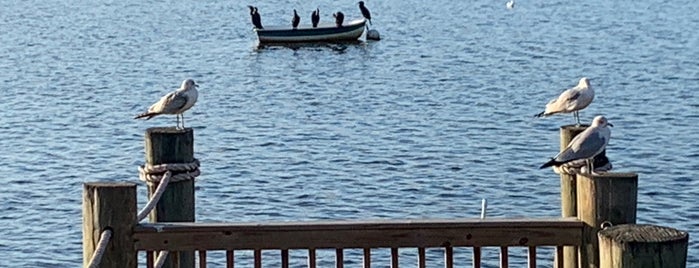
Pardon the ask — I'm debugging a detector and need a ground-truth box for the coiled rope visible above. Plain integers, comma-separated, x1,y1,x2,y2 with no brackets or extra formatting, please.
136,159,200,222
86,228,113,268
553,158,613,175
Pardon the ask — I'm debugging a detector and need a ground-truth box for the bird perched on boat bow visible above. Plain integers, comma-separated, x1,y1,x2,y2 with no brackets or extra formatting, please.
135,79,199,129
358,1,372,25
292,9,300,29
540,115,613,174
248,6,263,29
535,77,594,125
311,8,320,28
333,11,344,27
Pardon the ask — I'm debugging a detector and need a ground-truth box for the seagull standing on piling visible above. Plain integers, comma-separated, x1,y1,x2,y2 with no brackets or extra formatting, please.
540,115,613,174
535,77,594,125
135,79,199,129
358,1,372,25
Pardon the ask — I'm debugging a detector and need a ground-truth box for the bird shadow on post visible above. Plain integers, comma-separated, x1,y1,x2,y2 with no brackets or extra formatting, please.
144,127,195,268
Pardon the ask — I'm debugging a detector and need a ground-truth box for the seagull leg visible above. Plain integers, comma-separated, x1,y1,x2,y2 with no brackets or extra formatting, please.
181,114,186,129
176,114,181,129
574,111,581,126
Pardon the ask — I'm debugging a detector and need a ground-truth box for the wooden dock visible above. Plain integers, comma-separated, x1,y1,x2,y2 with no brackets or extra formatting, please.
82,127,689,268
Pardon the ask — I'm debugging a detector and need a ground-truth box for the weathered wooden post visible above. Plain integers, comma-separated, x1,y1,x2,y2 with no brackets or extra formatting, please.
577,173,638,268
598,224,688,267
82,182,137,268
558,125,587,268
145,127,196,268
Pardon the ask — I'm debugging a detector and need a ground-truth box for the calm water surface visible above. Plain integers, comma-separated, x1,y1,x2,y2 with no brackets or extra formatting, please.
1,0,698,266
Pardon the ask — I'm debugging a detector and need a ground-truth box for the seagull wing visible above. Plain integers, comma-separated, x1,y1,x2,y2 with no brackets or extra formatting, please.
554,130,607,163
149,91,188,114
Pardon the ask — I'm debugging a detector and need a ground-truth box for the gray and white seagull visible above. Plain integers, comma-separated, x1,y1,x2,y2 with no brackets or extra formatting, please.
134,79,199,129
535,77,594,125
540,115,613,174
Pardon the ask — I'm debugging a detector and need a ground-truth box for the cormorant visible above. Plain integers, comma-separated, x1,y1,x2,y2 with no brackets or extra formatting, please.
292,9,300,29
358,1,372,25
248,6,263,29
333,11,344,27
311,8,320,28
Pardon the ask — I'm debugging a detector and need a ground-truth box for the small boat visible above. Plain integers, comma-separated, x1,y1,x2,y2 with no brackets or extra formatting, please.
255,18,366,43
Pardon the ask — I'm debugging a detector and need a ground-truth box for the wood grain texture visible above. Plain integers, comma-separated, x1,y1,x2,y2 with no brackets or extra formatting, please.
599,224,688,268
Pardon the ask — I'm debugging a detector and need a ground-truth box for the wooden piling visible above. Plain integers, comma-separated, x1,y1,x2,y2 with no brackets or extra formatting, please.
145,127,196,268
577,173,638,268
558,124,587,268
598,224,688,268
82,182,137,268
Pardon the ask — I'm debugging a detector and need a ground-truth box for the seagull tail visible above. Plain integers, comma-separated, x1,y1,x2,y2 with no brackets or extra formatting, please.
134,112,158,120
534,111,546,118
539,158,561,169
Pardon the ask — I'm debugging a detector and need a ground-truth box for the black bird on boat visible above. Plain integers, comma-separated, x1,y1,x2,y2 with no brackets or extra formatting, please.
292,9,300,29
358,1,372,25
248,6,263,29
311,8,320,28
333,11,344,27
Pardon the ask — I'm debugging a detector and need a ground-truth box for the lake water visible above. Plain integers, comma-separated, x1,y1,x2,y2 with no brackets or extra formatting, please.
1,0,697,266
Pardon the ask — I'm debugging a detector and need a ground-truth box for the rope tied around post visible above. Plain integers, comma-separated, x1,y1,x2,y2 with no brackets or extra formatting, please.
86,228,113,268
138,158,200,185
553,157,613,175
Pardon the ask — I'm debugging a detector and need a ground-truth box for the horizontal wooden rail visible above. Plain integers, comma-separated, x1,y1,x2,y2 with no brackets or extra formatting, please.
133,217,583,251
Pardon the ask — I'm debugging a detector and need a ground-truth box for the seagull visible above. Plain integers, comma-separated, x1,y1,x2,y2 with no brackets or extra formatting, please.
333,11,344,27
535,77,594,125
540,115,613,174
135,79,199,129
248,6,263,29
292,9,300,29
358,1,372,25
506,0,515,9
311,8,320,28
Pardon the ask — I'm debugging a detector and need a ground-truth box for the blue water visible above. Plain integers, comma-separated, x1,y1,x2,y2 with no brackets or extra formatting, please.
1,0,698,266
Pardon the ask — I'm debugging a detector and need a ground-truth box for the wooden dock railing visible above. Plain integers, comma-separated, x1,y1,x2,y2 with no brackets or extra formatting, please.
82,127,689,268
134,217,583,267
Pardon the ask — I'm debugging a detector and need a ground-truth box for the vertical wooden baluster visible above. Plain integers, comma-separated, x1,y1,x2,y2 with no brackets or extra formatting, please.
391,248,399,268
198,250,206,268
226,250,234,268
172,251,181,268
308,248,317,268
472,247,481,268
336,248,344,268
363,248,371,268
254,249,261,268
147,251,154,268
499,247,508,268
444,247,453,268
528,247,536,268
281,249,289,268
555,246,564,268
418,248,426,268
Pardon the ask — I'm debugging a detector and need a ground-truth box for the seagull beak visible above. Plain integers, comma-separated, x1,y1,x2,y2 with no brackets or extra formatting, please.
608,123,614,127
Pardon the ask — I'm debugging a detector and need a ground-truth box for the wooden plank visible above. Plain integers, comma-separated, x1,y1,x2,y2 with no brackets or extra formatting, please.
226,250,234,268
308,248,316,268
555,246,564,268
254,249,261,268
472,247,481,268
134,218,584,250
281,249,289,268
499,247,507,268
363,248,371,268
444,247,453,268
417,248,426,268
198,250,206,268
336,249,344,268
390,248,399,268
147,251,154,268
528,246,536,268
